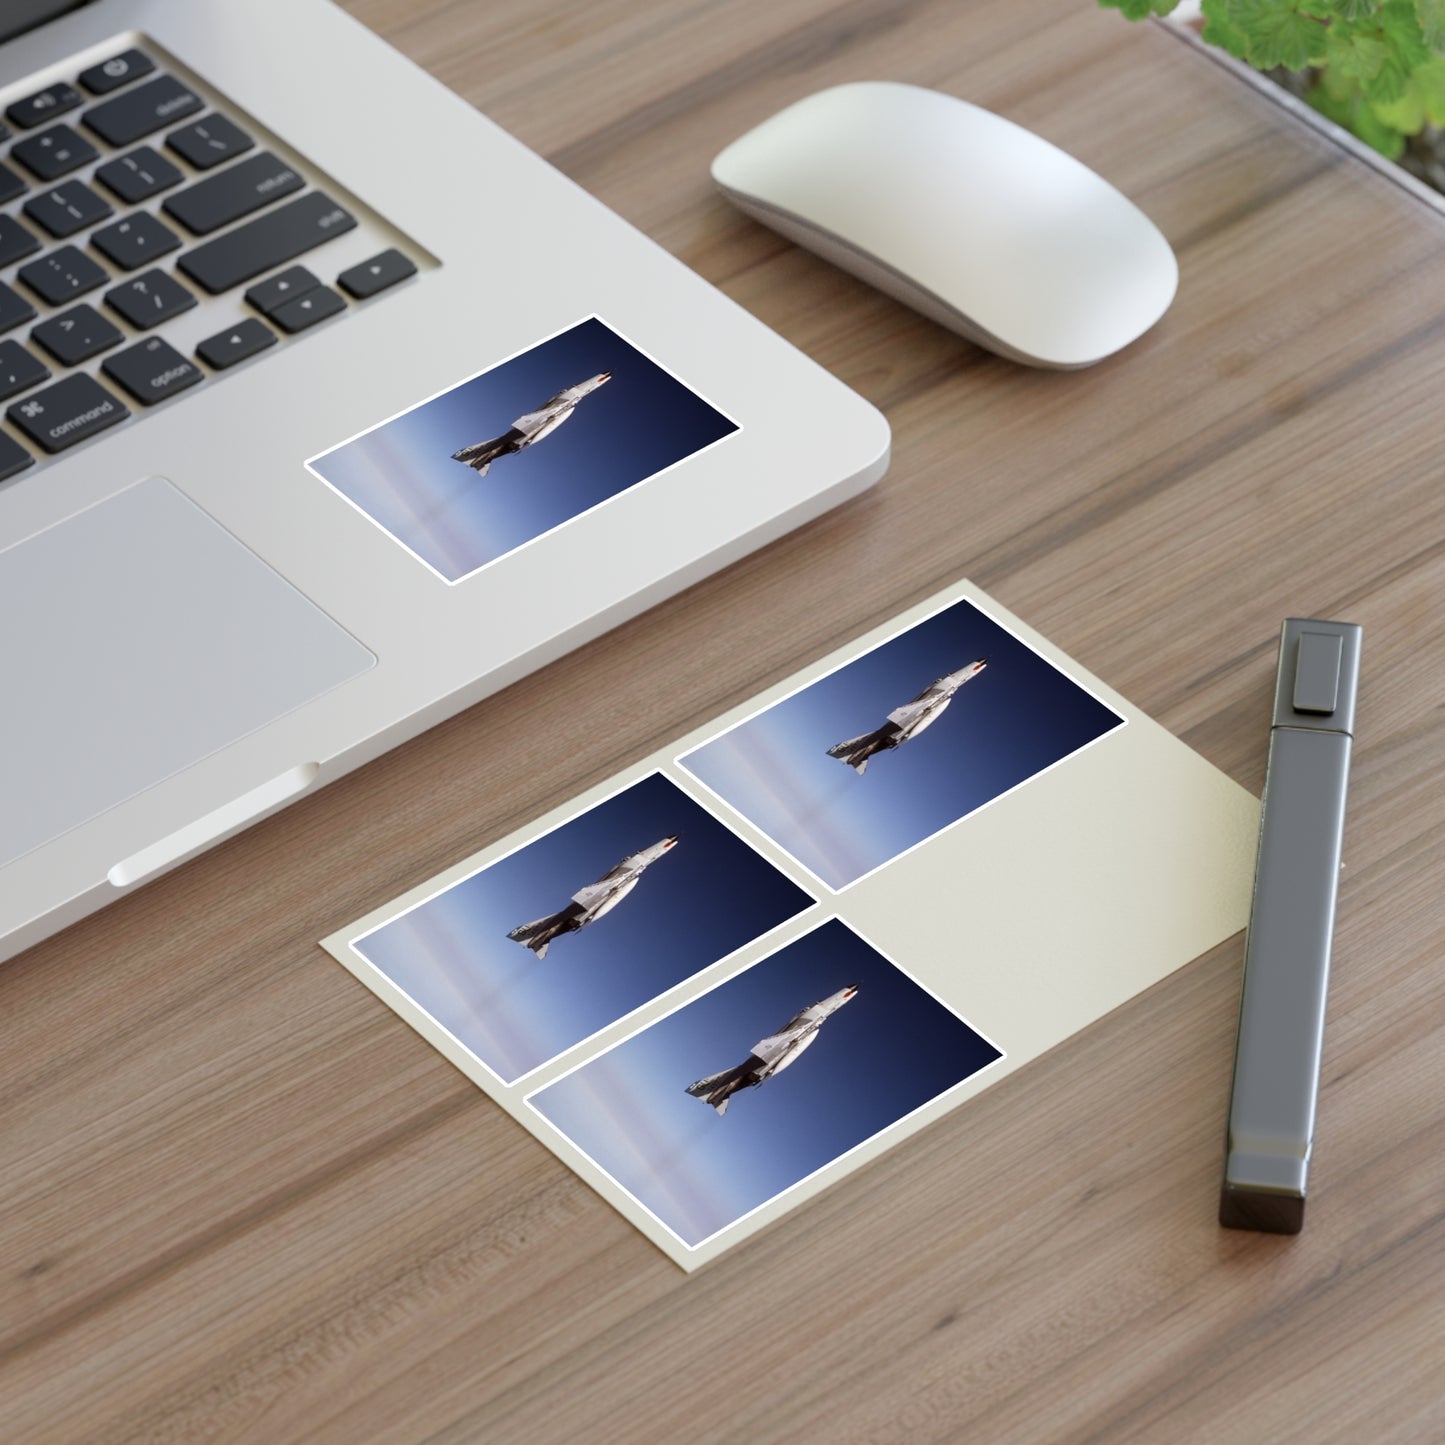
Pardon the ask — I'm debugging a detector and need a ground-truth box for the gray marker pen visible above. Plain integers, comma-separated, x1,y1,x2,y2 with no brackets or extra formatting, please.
1220,618,1362,1234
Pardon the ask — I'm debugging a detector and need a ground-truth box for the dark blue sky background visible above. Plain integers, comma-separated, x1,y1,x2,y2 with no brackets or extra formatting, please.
353,774,812,1082
679,599,1124,889
529,919,1002,1248
309,317,738,580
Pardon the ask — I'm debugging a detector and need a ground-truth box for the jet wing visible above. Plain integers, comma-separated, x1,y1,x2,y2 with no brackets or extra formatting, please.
755,1026,821,1076
571,872,625,910
885,696,932,729
524,408,575,444
511,402,561,435
750,1004,827,1063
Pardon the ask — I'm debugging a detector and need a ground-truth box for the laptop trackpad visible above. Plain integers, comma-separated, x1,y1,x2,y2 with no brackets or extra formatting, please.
0,477,374,869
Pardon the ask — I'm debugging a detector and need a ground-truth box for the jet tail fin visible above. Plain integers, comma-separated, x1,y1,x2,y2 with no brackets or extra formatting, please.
826,735,872,774
686,1065,748,1115
507,916,558,957
451,438,499,473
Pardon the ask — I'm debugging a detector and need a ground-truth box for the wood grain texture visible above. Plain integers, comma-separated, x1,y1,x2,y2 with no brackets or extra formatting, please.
2,2,1442,1439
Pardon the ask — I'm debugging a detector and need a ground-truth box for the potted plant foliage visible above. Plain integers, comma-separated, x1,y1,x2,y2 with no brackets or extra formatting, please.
1101,0,1445,195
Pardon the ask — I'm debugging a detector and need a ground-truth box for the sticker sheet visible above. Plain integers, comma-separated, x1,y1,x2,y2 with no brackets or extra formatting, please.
323,580,1258,1269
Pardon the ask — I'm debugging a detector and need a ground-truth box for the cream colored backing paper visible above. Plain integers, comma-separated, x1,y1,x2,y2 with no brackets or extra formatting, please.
322,580,1258,1270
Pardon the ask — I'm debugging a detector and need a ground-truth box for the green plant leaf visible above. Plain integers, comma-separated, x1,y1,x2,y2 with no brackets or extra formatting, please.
1409,53,1445,117
1337,0,1381,17
1371,72,1428,124
1201,0,1253,55
1097,0,1181,17
1354,98,1412,149
1415,0,1445,48
1321,58,1367,95
1309,77,1359,121
1380,0,1432,64
1224,0,1328,69
1325,26,1391,77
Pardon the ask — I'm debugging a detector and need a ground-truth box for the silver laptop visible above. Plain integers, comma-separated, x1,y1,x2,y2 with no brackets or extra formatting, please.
0,0,889,963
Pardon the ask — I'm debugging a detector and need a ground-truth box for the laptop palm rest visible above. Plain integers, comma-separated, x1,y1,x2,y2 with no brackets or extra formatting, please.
0,477,374,871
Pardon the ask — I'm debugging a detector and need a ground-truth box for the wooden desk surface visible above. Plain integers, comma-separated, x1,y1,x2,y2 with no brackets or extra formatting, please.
3,2,1442,1439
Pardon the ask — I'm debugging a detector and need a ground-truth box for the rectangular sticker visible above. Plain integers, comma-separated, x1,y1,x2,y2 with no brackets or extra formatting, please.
526,918,1003,1251
349,773,813,1084
677,595,1125,890
307,315,739,583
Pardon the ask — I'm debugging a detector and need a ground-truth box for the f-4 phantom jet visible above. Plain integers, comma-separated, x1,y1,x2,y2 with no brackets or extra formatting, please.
507,834,677,959
452,371,612,475
686,985,859,1116
827,659,988,775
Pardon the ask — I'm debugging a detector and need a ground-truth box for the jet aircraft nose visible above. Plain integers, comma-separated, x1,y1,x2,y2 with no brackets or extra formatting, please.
844,984,860,999
598,371,613,383
664,834,680,847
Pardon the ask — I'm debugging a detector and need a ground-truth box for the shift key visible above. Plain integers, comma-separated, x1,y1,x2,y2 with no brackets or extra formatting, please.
163,151,303,235
178,192,356,294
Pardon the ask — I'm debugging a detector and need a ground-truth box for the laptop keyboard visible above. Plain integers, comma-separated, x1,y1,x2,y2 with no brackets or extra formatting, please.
0,44,422,482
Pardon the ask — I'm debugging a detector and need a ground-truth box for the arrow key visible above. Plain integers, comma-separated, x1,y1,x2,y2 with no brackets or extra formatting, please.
270,284,345,334
196,318,275,370
337,248,416,300
244,266,320,316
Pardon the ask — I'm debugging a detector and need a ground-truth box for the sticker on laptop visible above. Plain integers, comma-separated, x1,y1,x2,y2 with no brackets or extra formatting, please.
677,595,1125,890
306,316,739,583
348,773,813,1084
526,918,1003,1251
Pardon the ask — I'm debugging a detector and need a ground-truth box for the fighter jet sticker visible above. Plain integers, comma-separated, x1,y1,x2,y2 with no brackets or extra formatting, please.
305,316,738,584
686,985,858,1115
508,834,678,959
452,371,612,475
827,658,988,774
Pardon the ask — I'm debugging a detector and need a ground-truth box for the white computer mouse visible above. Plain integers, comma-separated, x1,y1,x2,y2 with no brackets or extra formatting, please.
712,81,1178,369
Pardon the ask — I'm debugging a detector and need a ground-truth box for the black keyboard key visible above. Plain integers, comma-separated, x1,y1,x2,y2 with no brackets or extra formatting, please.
11,124,98,181
338,248,417,300
91,212,181,270
32,303,123,366
103,336,203,406
271,285,345,333
245,265,319,315
79,49,156,96
166,114,252,169
0,215,42,268
104,268,196,329
83,75,201,147
23,179,113,238
0,283,36,335
197,318,276,370
8,372,127,452
178,192,356,294
0,161,28,205
7,83,82,131
18,245,108,306
163,152,303,236
95,146,183,204
0,340,49,401
0,429,33,483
